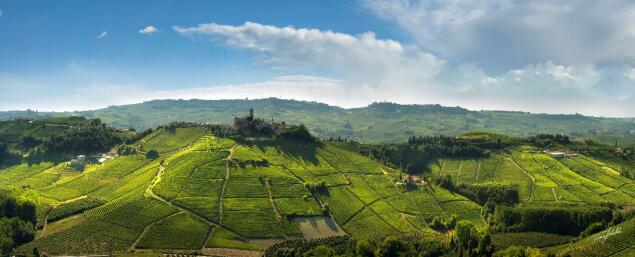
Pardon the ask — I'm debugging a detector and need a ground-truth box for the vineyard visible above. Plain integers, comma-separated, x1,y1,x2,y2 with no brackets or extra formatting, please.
2,129,634,255
556,218,635,256
429,150,635,206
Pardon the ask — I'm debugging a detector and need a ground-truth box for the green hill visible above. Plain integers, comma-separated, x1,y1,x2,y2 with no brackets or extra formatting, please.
2,127,466,254
0,124,634,255
554,217,635,256
0,116,136,165
3,98,635,144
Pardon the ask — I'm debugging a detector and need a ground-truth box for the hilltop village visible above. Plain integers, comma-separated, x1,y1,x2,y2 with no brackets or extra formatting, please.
233,108,295,134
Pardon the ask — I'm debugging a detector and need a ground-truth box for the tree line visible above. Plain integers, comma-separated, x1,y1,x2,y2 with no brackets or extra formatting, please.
0,191,37,256
492,206,613,236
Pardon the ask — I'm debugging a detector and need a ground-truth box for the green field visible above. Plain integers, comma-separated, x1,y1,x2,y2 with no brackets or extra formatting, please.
3,127,634,255
427,151,635,207
555,218,635,256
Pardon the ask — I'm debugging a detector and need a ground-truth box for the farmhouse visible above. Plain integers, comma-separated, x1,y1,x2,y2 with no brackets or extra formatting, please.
546,149,578,159
233,108,295,133
396,175,426,188
68,151,117,170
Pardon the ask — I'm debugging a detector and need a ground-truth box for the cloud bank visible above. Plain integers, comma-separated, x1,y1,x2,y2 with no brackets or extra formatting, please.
172,21,635,117
364,0,635,70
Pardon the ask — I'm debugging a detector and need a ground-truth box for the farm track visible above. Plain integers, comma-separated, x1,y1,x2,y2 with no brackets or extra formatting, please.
218,144,237,226
38,211,50,239
263,178,282,221
474,160,481,182
551,188,559,202
508,157,536,202
490,159,500,182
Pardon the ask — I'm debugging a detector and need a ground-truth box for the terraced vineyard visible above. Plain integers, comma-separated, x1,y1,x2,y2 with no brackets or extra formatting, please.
556,218,635,256
430,149,635,206
3,129,634,255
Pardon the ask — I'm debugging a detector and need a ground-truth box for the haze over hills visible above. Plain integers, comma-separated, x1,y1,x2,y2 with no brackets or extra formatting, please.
1,98,635,144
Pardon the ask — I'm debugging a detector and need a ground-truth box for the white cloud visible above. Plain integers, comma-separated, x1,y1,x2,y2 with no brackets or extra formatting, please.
173,22,444,90
97,31,107,39
4,21,635,117
364,0,635,70
139,25,158,35
169,21,635,117
625,68,635,81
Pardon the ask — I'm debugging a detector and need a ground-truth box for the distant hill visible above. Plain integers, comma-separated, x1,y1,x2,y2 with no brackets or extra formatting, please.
2,98,635,143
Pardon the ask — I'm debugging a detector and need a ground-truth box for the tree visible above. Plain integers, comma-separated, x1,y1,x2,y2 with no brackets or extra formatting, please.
275,125,318,143
477,232,493,256
418,238,450,257
0,237,13,257
455,221,478,253
0,143,7,161
356,239,374,257
376,236,411,257
146,150,159,160
303,245,335,257
493,246,545,257
117,145,137,155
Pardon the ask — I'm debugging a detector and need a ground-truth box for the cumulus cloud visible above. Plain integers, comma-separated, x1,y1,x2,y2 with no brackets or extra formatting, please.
173,22,443,87
170,21,635,117
364,0,635,71
5,21,635,117
139,25,158,35
96,31,107,39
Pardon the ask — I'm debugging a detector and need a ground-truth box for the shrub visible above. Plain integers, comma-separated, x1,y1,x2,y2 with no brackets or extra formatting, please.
275,125,318,143
579,222,605,238
493,246,546,257
303,245,335,257
117,145,137,155
146,149,159,160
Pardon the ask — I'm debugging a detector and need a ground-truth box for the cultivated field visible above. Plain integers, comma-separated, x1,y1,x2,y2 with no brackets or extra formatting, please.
3,130,634,254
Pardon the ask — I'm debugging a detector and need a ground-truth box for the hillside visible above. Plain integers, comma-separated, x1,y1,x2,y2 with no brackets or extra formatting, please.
2,98,635,144
3,127,461,254
555,217,635,256
0,125,632,255
0,116,136,165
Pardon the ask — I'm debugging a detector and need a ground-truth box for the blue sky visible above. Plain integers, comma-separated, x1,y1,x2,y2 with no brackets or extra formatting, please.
2,1,635,117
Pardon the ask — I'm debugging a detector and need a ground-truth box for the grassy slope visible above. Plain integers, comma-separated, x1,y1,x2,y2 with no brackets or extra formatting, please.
3,98,635,144
554,218,635,256
428,149,635,206
6,129,471,254
4,130,634,254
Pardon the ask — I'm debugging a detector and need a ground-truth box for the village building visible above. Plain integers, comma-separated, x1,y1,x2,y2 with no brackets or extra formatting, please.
546,148,577,159
68,152,117,170
233,108,295,133
396,175,426,188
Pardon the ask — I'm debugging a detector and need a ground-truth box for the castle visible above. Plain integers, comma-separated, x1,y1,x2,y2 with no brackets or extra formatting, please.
233,108,294,133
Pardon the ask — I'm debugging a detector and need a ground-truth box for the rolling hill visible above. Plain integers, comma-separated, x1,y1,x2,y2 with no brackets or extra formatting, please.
2,98,635,144
0,124,633,255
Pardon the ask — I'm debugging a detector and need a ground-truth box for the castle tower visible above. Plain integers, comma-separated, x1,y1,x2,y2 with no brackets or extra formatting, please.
249,108,254,119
